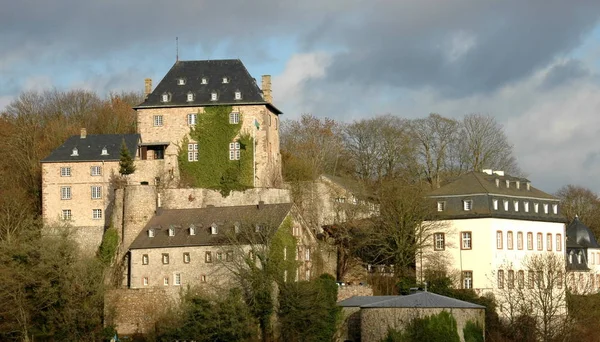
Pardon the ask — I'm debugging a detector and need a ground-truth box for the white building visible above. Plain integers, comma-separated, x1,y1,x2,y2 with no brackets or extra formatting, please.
565,217,600,293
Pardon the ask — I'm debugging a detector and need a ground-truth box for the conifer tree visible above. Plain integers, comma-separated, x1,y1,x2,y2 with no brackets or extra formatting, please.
119,139,136,175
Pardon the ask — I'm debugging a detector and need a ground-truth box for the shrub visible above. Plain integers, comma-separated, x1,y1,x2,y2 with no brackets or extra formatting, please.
463,320,484,342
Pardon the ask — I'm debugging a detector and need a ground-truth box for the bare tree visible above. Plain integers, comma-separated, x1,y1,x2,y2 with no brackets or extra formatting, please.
555,184,600,233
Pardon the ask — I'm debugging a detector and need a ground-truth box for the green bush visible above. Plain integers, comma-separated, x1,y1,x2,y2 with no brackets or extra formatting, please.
463,320,484,342
384,311,460,342
98,227,119,265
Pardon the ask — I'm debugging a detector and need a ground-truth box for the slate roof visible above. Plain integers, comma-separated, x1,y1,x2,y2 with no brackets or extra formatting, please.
338,292,485,309
429,171,556,200
129,203,293,250
566,217,600,248
135,59,282,114
41,134,140,163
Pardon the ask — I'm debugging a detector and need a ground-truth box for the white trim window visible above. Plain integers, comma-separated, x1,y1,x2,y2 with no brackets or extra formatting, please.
186,93,194,102
92,209,102,220
61,186,71,200
234,91,242,100
91,186,102,199
229,142,241,160
463,271,473,289
161,93,170,102
164,277,169,286
229,111,240,124
305,248,311,261
461,232,472,249
177,78,186,85
463,200,473,211
143,277,149,286
434,233,445,251
514,201,519,212
187,143,198,162
187,113,197,126
174,273,181,286
534,203,539,213
552,204,558,214
503,200,509,211
524,201,529,212
142,254,149,265
222,77,229,84
153,115,163,127
493,199,498,210
437,201,445,212
91,166,102,176
543,203,549,214
201,77,208,84
60,167,71,177
62,209,72,221
211,92,218,101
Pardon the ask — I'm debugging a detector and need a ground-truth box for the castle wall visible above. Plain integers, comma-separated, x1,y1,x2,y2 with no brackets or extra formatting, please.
123,185,158,251
161,187,291,209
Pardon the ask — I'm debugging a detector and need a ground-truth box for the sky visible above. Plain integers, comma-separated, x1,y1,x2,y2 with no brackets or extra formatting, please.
3,0,600,193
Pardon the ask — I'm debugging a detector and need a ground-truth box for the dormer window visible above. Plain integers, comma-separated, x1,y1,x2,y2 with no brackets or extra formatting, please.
211,92,218,101
514,201,519,212
569,251,574,264
222,77,229,83
527,182,531,191
234,222,241,234
463,200,473,211
148,229,155,238
255,224,264,232
503,200,509,211
493,199,498,210
189,225,196,236
186,92,194,102
506,180,510,188
437,201,445,212
534,203,539,213
201,77,208,84
543,203,549,214
211,223,218,235
168,227,175,237
177,78,186,85
552,204,558,214
161,93,170,103
516,181,520,189
495,179,500,187
524,201,529,212
578,251,583,264
101,147,109,156
71,147,79,156
235,91,242,100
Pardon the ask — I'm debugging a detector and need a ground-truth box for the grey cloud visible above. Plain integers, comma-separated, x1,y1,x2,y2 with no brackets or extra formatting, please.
540,59,592,89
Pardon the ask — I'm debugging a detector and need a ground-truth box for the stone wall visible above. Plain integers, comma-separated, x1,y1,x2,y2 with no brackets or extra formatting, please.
360,307,485,342
338,307,361,342
337,284,374,301
160,187,291,209
122,185,158,251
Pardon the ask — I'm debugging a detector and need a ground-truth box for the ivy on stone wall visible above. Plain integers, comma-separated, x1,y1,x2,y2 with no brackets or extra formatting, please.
269,216,298,283
178,106,254,196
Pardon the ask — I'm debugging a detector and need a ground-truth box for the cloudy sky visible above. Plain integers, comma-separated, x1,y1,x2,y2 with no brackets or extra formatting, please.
3,0,600,193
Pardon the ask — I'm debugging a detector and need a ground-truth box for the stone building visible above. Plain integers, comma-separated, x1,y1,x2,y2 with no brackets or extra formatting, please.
566,216,600,293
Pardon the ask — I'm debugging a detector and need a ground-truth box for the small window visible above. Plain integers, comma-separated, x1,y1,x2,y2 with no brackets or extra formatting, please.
211,92,218,101
547,233,552,251
461,232,472,250
514,201,519,212
177,78,186,85
234,222,241,234
527,232,533,250
143,277,149,286
437,201,445,212
161,93,170,102
60,167,71,177
507,231,513,250
534,203,539,213
552,204,558,214
142,254,149,265
517,232,523,250
201,275,207,282
101,147,109,156
226,251,233,262
527,182,531,190
62,209,72,221
229,112,240,124
508,270,515,289
516,181,520,189
493,199,498,210
210,223,218,235
498,270,505,289
434,233,445,251
222,77,229,83
189,225,196,235
148,229,155,238
556,234,562,251
543,203,549,214
71,147,79,156
91,186,102,199
495,178,500,187
61,186,71,200
216,252,223,261
537,233,543,251
235,91,242,100
496,231,503,249
463,271,473,289
92,209,102,220
229,142,241,160
503,200,509,211
205,251,212,263
528,271,535,289
174,273,181,286
91,166,102,176
168,227,175,237
283,247,287,260
153,115,163,127
164,277,169,286
162,253,169,264
187,113,197,126
506,180,510,188
524,201,529,212
463,200,473,211
187,143,198,162
305,248,311,261
201,77,208,84
186,93,194,102
518,270,524,289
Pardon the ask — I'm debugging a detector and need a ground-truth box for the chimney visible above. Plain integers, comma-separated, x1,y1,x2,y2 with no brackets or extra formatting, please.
258,200,265,210
80,128,87,139
144,78,152,98
261,75,272,103
482,169,492,175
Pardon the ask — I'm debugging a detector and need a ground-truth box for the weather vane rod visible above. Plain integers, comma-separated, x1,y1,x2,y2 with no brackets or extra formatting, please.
176,37,179,62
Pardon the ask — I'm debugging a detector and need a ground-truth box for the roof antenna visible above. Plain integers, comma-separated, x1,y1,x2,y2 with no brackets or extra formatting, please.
176,37,179,62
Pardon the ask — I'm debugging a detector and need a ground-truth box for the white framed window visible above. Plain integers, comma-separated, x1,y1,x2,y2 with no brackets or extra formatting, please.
498,270,505,289
537,233,543,250
183,253,190,263
187,143,198,162
101,147,109,156
235,91,242,100
527,232,533,250
556,234,562,251
496,231,503,249
143,277,148,286
92,209,102,220
437,201,445,212
506,180,510,188
534,203,539,213
222,77,229,83
211,223,218,235
552,204,558,214
434,233,445,251
201,77,208,84
177,78,186,85
161,93,170,102
461,232,472,249
205,251,212,263
493,199,498,210
148,229,155,238
547,233,552,251
91,166,102,176
153,115,163,127
62,209,72,221
543,203,549,214
463,271,473,289
60,167,71,177
284,270,288,282
503,200,509,211
164,277,169,286
507,231,513,250
284,247,287,260
514,201,519,212
186,93,194,102
142,254,149,265
463,200,473,211
91,186,102,199
168,227,175,237
201,275,207,282
189,226,196,235
61,186,71,200
71,148,78,156
524,201,529,212
187,113,197,125
305,248,311,261
517,232,523,250
216,252,223,261
211,92,218,101
174,273,181,286
229,142,240,160
162,253,169,264
229,111,240,124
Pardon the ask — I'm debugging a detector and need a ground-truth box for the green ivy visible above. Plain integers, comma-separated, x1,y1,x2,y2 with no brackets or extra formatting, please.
97,227,119,266
178,106,254,196
268,216,298,283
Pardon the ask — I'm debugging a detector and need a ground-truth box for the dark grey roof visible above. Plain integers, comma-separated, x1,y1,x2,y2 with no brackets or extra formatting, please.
135,59,282,114
566,217,600,248
566,248,590,271
338,296,398,307
41,134,140,163
129,203,293,250
353,292,485,309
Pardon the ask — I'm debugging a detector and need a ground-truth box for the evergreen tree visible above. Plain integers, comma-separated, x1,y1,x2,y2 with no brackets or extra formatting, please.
119,139,136,175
